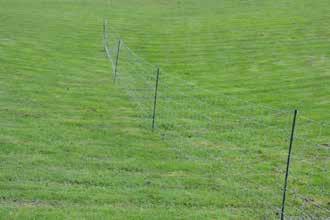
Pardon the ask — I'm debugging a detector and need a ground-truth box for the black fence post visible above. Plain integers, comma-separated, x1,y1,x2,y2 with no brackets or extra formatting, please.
113,39,121,83
280,109,298,220
103,19,105,43
103,19,107,53
152,67,160,131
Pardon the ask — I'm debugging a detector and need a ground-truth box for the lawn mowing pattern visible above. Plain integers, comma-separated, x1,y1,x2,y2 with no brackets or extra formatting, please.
0,0,329,219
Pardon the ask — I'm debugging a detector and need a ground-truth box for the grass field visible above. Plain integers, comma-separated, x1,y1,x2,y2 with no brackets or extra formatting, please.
0,0,329,219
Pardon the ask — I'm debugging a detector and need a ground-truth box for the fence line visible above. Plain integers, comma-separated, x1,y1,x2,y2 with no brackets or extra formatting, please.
103,19,330,219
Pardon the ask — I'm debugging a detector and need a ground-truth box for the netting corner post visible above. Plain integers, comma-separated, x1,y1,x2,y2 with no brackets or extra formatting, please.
280,109,298,220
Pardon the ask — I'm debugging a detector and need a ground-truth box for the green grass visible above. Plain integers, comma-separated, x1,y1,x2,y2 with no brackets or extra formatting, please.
0,0,329,219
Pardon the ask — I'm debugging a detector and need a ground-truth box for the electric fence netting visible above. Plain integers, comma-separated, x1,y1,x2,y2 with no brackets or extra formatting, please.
285,117,330,219
103,20,329,219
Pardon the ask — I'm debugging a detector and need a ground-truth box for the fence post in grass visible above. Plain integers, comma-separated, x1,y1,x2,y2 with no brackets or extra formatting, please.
113,39,121,83
280,109,298,220
103,19,108,54
152,67,160,131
